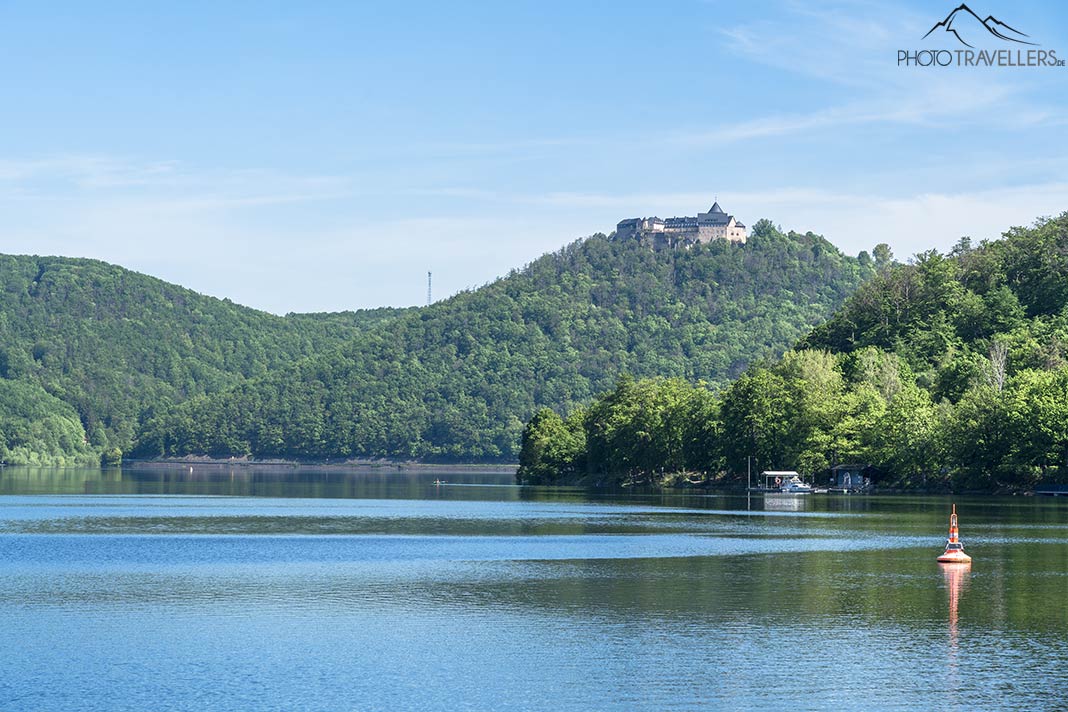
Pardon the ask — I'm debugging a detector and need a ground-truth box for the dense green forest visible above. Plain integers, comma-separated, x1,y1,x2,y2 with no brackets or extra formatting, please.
0,255,404,465
132,221,874,461
0,378,96,466
518,213,1068,491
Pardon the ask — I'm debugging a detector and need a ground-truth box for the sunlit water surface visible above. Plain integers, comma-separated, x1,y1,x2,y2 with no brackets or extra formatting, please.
2,466,1067,711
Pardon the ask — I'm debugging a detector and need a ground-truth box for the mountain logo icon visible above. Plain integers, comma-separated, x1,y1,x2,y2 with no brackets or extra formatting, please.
923,4,1038,48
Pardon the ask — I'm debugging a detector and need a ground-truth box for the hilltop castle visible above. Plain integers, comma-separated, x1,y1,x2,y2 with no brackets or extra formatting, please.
616,201,747,248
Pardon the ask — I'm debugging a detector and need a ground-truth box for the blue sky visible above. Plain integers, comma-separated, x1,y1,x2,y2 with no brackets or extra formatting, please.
1,0,1066,313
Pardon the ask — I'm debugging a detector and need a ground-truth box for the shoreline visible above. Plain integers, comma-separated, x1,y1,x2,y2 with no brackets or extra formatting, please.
522,471,1040,496
120,458,518,475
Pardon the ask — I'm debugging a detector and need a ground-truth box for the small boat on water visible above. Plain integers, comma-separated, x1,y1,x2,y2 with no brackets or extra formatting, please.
780,475,813,494
937,504,972,564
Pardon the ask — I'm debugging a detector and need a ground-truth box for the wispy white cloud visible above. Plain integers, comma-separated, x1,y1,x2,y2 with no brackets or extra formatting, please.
667,76,1040,146
719,0,917,88
0,155,181,189
0,154,356,208
382,81,1053,162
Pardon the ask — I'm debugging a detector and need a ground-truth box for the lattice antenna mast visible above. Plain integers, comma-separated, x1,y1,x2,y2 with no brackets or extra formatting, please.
427,271,432,306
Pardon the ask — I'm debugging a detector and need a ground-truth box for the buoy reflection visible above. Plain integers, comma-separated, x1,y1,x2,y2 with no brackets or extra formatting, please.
940,561,971,693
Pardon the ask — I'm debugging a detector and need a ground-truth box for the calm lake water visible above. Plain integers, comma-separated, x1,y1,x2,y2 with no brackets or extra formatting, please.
2,466,1067,711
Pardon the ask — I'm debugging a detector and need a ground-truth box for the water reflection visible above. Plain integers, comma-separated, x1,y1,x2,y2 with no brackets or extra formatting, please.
763,493,810,511
0,464,517,500
940,561,971,698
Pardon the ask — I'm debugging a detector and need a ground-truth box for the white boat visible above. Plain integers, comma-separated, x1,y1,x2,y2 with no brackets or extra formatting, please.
780,476,813,494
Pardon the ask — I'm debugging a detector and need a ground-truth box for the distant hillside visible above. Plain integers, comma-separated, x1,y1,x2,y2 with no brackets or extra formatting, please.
517,213,1068,491
0,255,405,465
134,221,876,462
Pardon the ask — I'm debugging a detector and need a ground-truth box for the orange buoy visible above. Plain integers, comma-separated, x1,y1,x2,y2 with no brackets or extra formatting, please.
937,504,972,563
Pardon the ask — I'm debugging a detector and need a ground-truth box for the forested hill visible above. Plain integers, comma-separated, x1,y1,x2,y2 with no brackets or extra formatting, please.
134,221,876,462
0,255,406,465
516,213,1068,492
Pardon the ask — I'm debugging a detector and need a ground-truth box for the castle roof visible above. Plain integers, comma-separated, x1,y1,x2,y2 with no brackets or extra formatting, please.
698,211,731,226
708,201,725,214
